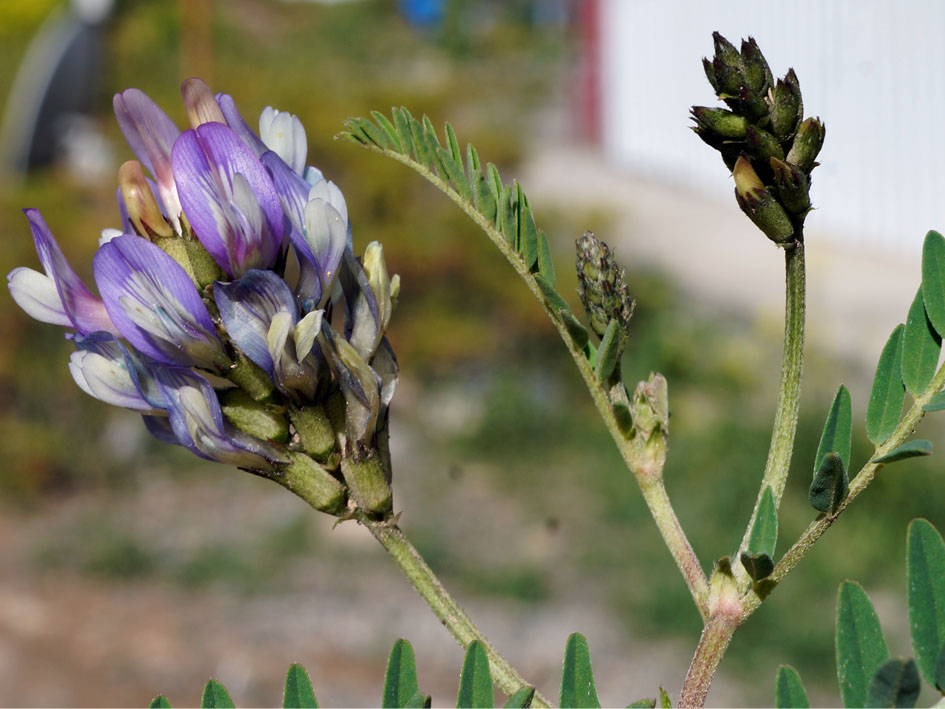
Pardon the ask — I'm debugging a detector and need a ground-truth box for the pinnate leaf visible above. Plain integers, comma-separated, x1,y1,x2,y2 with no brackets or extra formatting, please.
283,664,318,708
201,679,235,709
809,452,848,515
774,665,809,708
383,639,419,708
864,657,920,708
560,633,600,708
866,325,906,445
871,440,931,464
906,518,945,684
921,230,945,338
456,641,493,709
902,287,941,395
815,385,852,472
836,581,889,708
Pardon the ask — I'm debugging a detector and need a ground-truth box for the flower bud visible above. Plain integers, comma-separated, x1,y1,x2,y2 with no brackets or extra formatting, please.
739,37,773,95
289,404,338,463
786,117,825,173
181,77,226,128
281,451,346,515
118,161,174,239
768,70,803,140
745,125,784,164
733,156,795,244
690,107,748,139
770,157,811,215
576,232,634,342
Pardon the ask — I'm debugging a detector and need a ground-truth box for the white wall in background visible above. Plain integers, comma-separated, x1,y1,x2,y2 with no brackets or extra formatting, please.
599,0,945,255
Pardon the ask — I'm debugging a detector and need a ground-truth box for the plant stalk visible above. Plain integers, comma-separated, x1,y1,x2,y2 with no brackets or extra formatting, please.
679,612,740,707
354,142,710,618
356,511,551,707
735,239,806,585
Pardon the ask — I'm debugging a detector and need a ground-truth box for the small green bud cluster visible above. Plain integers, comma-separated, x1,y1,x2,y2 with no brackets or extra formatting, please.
692,32,825,245
576,231,634,345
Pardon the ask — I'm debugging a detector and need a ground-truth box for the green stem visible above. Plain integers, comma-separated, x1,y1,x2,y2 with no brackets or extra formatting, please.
349,140,710,619
678,611,740,707
741,354,945,617
735,240,806,584
356,512,551,707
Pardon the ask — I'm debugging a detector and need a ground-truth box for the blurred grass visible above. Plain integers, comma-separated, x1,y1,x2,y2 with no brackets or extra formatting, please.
2,0,944,705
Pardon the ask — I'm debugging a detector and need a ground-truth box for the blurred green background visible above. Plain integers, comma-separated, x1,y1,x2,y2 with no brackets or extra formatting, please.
1,1,944,706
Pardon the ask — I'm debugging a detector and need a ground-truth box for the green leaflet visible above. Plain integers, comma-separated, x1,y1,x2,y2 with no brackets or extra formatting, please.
283,664,318,708
748,486,778,557
370,110,403,153
409,116,433,168
149,696,172,709
383,639,419,708
355,116,391,150
501,185,519,248
456,641,493,709
445,123,462,164
595,320,621,382
902,287,942,395
836,581,889,709
739,551,774,581
504,687,536,708
921,230,945,338
627,700,656,708
537,230,556,285
936,643,945,691
201,679,235,709
393,107,416,159
866,325,906,445
906,519,945,685
774,665,809,708
864,658,920,708
534,275,571,316
923,390,945,411
657,687,671,709
520,202,540,270
405,691,431,708
559,308,590,350
559,633,600,708
814,385,852,472
871,440,932,464
486,163,504,227
809,452,848,515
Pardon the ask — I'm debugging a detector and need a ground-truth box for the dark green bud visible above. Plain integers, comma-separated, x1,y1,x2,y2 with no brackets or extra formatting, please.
737,84,770,122
340,444,392,517
712,55,742,97
770,157,811,214
739,37,773,94
690,106,748,139
786,117,826,173
220,389,290,443
768,69,803,140
746,125,785,163
576,231,635,341
702,57,721,94
712,31,741,68
733,156,795,244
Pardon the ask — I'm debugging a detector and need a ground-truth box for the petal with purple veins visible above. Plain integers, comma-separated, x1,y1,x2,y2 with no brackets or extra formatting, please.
216,93,268,157
69,332,164,412
93,234,226,368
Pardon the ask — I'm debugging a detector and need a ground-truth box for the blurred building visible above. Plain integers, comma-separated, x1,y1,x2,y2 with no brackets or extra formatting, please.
594,0,945,257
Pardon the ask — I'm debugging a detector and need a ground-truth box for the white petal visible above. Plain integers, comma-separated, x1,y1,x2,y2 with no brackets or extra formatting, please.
8,267,71,326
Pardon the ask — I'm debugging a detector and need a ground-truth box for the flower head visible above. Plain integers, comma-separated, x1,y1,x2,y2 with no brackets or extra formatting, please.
8,79,400,518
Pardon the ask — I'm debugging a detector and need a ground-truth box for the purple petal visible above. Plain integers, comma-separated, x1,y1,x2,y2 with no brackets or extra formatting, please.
216,93,268,157
93,234,226,368
172,123,284,278
11,209,118,335
69,332,164,411
152,366,286,469
113,89,183,231
213,269,298,376
261,150,310,236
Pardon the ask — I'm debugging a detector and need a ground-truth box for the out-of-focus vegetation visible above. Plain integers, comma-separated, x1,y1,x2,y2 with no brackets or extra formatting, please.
2,1,944,705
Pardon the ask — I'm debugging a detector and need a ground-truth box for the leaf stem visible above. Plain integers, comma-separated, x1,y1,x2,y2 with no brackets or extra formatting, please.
355,511,551,707
742,354,945,617
734,240,806,585
345,138,710,619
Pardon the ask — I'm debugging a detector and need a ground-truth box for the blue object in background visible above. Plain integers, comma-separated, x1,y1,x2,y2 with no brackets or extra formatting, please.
398,0,444,27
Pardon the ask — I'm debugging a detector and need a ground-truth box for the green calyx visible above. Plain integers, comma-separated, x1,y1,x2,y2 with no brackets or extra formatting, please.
340,444,393,518
220,389,290,443
290,404,338,463
281,451,347,515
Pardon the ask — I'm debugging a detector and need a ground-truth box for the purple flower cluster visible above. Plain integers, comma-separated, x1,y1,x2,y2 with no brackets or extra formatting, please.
8,79,398,514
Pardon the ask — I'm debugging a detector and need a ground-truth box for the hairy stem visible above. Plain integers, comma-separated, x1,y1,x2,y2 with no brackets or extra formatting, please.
679,612,740,707
356,512,551,707
349,140,710,618
742,354,945,617
735,240,806,584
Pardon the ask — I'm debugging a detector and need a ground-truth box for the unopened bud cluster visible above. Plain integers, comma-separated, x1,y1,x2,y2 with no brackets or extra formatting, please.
576,231,634,345
691,32,825,245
